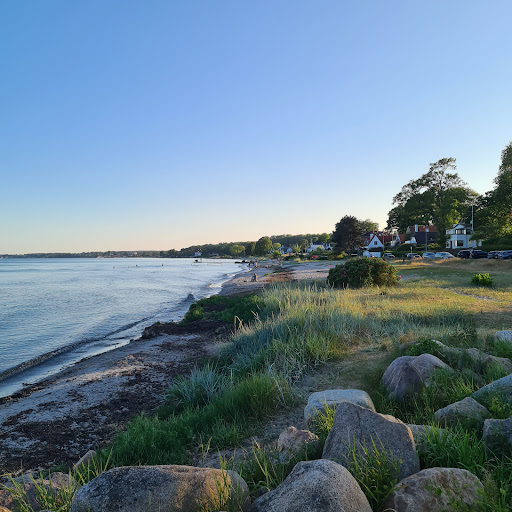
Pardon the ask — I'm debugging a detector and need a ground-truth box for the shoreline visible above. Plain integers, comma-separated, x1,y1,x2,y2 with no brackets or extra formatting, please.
0,261,260,398
0,261,281,473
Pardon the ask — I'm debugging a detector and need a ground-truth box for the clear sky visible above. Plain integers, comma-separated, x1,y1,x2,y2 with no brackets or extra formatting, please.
2,1,511,253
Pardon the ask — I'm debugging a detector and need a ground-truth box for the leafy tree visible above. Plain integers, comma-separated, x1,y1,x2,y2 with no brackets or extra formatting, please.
245,242,256,256
255,236,273,256
331,216,367,253
359,219,379,234
272,242,281,250
272,250,282,259
316,233,330,243
300,239,309,252
473,141,512,239
229,244,245,257
386,158,477,245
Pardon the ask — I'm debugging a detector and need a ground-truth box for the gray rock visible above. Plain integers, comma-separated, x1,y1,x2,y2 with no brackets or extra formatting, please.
304,389,375,426
322,402,419,480
382,354,451,401
249,459,371,512
495,330,512,342
277,427,319,463
70,465,250,512
473,374,512,406
382,467,483,511
0,508,13,512
0,473,78,512
442,346,512,373
406,424,448,446
483,416,512,453
73,450,97,470
434,397,490,429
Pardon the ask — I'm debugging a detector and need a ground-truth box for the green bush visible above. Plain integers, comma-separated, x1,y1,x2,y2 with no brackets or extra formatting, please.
327,258,399,288
471,273,494,287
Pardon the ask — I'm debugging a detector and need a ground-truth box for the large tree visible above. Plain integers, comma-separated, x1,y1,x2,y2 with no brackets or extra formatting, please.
255,236,273,256
386,158,477,246
473,141,512,240
331,215,368,253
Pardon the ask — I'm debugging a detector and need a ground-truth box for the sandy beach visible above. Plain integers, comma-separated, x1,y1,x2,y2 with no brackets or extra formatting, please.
0,262,282,474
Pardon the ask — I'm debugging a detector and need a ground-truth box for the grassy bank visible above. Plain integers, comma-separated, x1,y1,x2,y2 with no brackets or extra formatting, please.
11,258,512,511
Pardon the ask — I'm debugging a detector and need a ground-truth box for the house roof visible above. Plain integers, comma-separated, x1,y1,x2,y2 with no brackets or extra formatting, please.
407,225,437,233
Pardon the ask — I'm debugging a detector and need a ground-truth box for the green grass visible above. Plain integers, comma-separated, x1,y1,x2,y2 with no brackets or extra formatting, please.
83,260,512,509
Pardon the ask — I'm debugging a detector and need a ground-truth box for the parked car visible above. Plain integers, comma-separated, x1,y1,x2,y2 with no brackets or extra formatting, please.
423,252,436,259
487,251,499,259
498,250,512,260
434,252,455,259
406,253,421,259
470,250,488,259
383,253,395,260
459,249,488,259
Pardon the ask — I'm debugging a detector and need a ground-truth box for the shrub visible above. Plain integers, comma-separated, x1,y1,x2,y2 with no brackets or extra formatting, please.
471,273,494,287
327,258,399,288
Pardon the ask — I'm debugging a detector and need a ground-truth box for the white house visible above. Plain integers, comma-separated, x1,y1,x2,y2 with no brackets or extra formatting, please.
279,246,293,255
445,223,481,249
194,251,202,257
364,233,384,250
305,243,333,253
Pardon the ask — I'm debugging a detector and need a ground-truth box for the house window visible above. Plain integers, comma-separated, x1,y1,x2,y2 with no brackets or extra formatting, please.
456,240,464,247
455,229,465,235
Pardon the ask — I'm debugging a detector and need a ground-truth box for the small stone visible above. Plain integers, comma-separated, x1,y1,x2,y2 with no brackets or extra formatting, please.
434,397,490,429
277,427,319,462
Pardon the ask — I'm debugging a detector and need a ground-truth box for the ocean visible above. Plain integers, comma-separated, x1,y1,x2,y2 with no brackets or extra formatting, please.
0,257,245,397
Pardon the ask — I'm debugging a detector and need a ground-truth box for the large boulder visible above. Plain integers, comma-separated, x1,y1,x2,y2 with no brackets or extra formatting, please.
322,402,419,480
381,354,451,401
0,473,78,512
70,465,250,512
434,397,490,429
473,374,512,406
483,416,512,454
381,467,483,511
442,346,512,373
495,330,512,342
249,459,371,512
304,389,375,426
277,426,319,463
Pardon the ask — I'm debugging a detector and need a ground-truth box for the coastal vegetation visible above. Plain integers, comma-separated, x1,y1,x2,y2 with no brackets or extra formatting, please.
79,259,511,506
3,258,512,511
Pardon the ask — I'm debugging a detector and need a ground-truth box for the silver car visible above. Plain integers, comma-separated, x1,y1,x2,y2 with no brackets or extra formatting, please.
434,252,455,259
422,252,436,259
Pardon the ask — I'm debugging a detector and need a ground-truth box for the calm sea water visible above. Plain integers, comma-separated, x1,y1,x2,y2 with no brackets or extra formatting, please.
0,258,244,397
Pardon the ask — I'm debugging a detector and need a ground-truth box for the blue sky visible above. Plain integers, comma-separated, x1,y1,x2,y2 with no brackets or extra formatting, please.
1,1,511,253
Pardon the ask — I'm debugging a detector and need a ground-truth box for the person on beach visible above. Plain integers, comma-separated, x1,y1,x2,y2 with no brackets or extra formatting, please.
252,273,257,282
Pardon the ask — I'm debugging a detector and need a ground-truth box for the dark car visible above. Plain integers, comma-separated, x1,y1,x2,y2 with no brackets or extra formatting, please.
458,249,487,259
487,251,499,259
498,250,512,260
470,250,488,259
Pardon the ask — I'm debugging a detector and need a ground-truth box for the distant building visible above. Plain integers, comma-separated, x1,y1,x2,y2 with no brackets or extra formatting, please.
446,223,481,249
305,243,333,253
406,225,437,246
363,233,394,250
194,251,202,257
